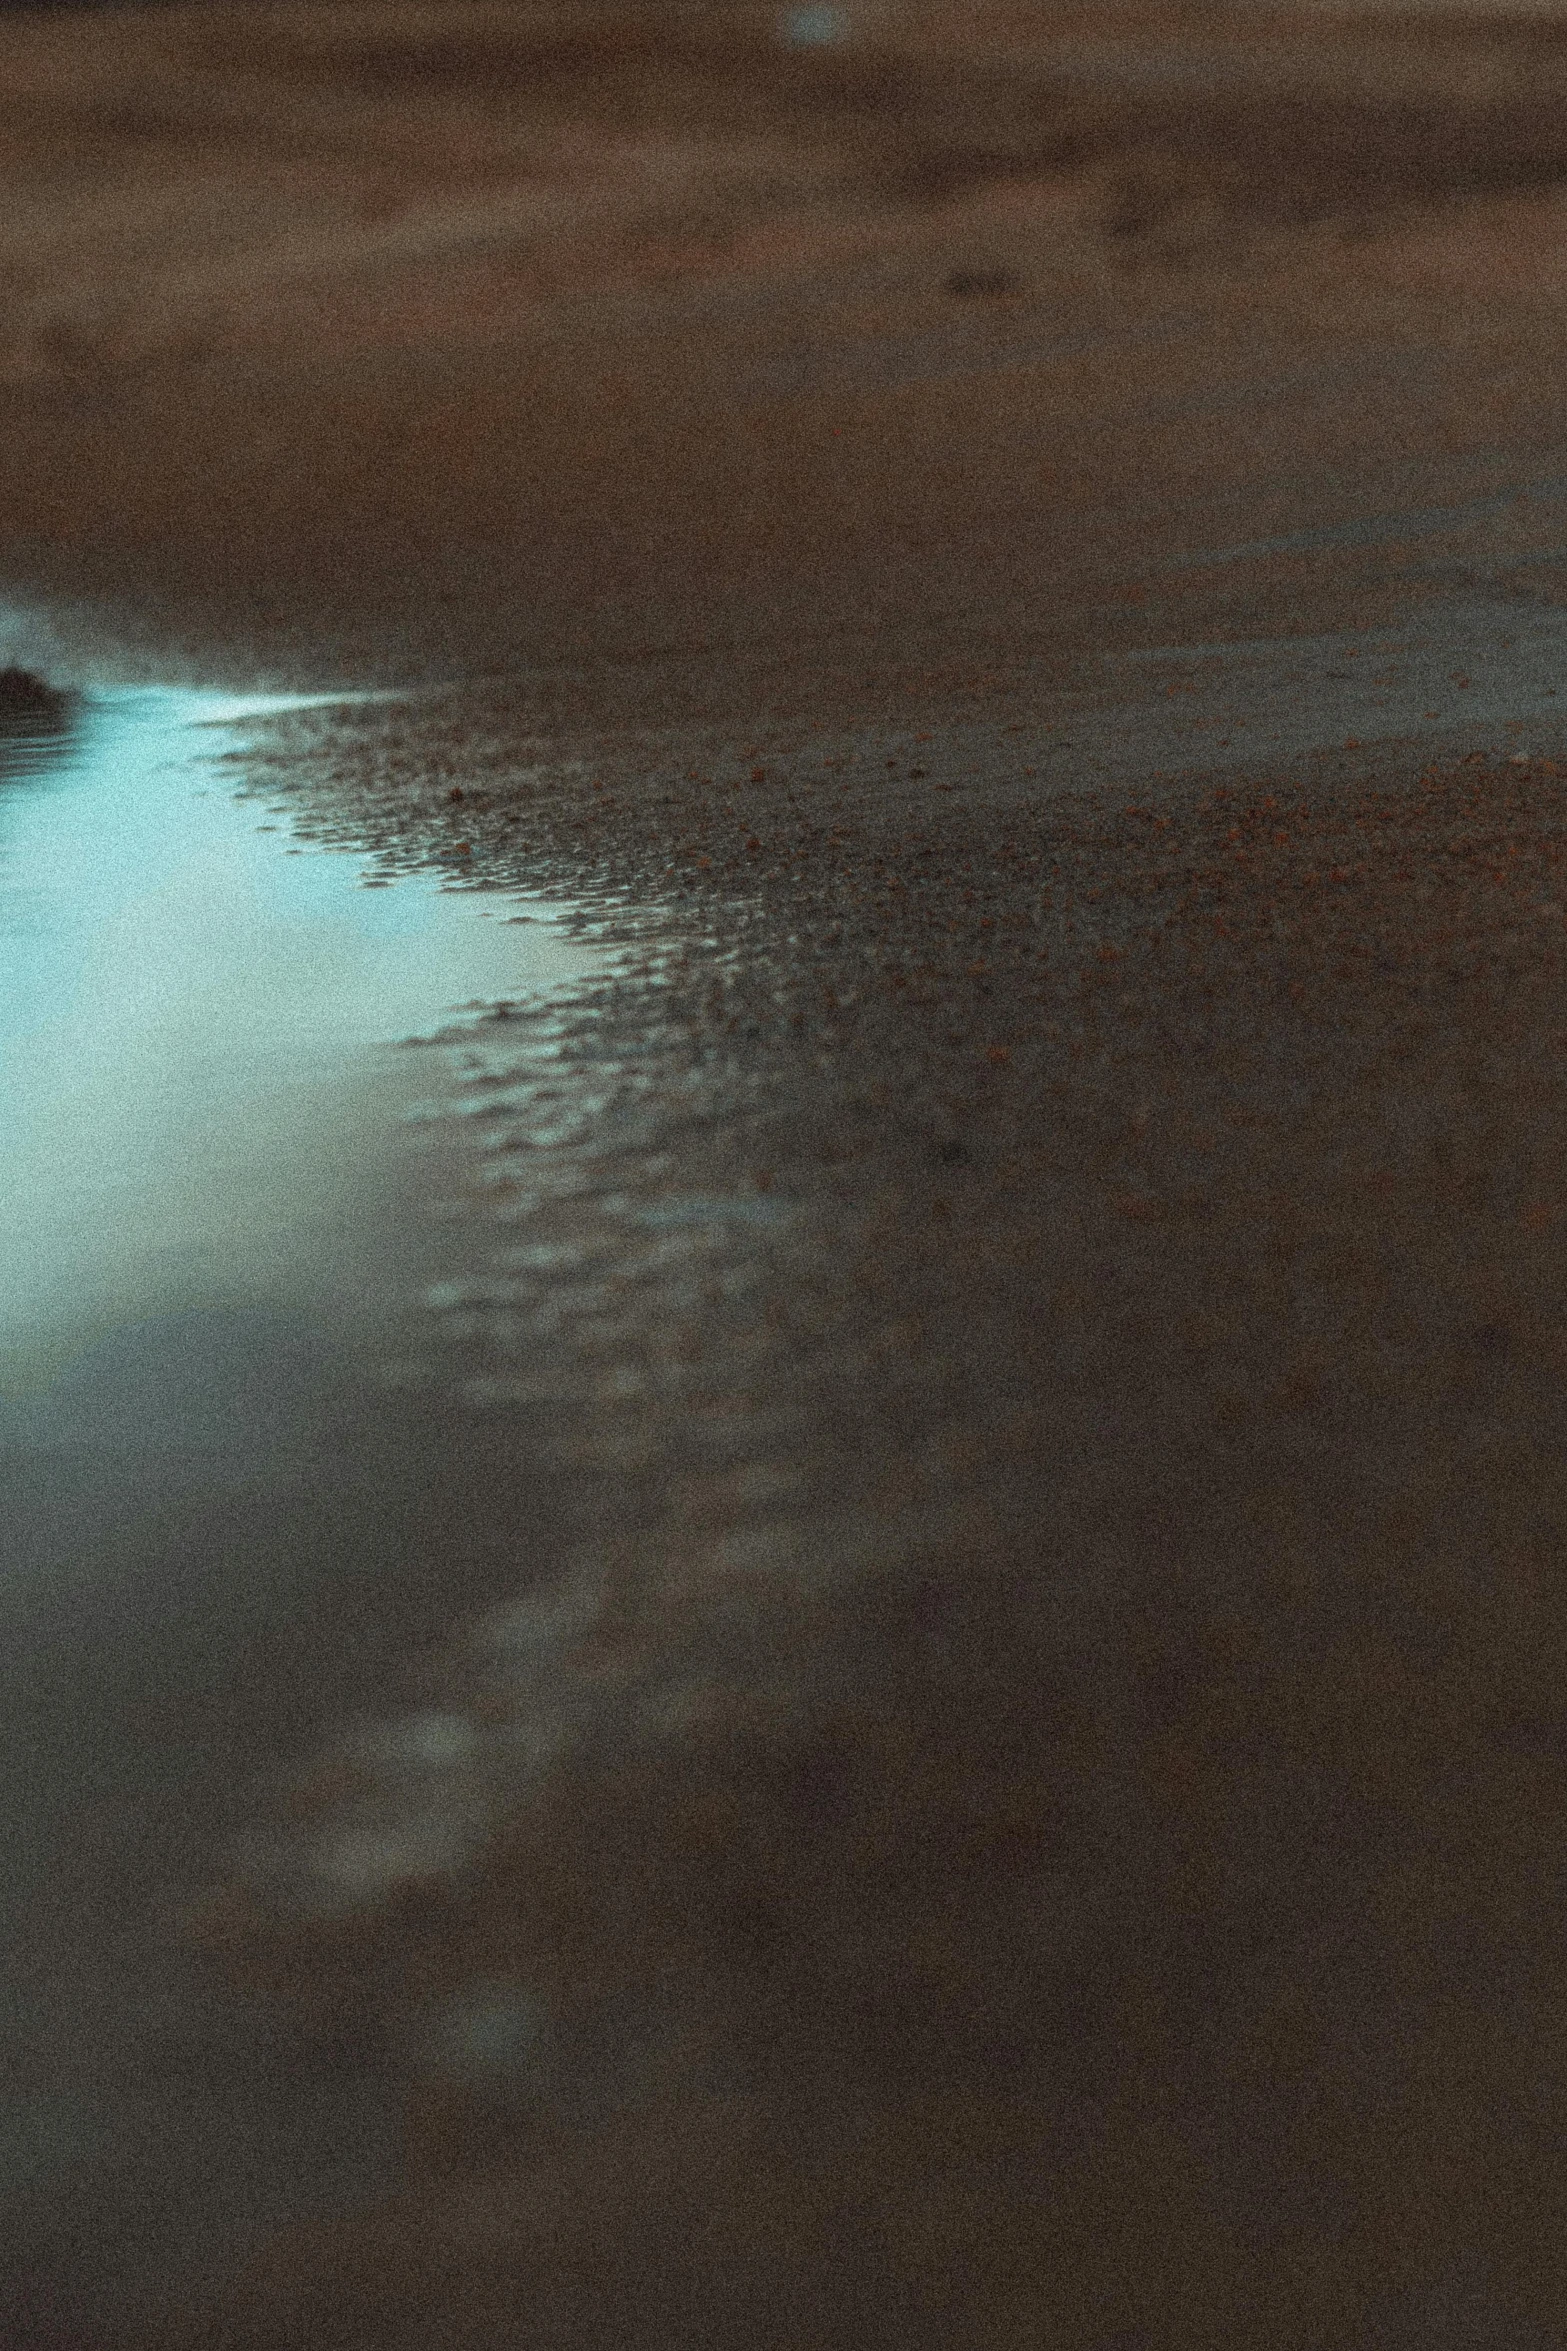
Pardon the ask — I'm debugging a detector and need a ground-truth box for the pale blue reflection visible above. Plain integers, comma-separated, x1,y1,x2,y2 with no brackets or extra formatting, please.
0,688,598,1399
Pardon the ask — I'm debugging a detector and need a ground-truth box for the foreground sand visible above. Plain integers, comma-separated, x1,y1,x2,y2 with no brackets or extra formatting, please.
8,4,1567,2345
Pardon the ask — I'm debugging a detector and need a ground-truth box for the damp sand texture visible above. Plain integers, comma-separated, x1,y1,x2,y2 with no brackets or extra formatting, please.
7,2,1567,2347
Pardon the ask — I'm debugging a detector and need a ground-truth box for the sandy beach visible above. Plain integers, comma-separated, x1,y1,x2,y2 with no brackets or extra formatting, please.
7,4,1567,2344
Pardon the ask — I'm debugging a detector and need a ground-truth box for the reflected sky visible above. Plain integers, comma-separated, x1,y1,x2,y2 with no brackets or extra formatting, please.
0,682,606,2339
0,687,599,1403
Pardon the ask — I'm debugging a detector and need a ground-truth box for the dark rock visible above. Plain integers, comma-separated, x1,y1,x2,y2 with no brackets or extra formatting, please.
0,666,72,724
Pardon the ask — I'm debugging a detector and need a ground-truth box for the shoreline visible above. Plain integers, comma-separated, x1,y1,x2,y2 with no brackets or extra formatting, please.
9,5,1567,2342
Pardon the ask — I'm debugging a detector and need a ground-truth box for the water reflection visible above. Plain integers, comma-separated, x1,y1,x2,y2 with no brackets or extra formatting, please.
0,682,603,2346
0,686,597,1403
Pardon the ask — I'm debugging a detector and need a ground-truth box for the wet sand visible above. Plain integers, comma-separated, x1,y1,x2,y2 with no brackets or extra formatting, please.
7,3,1567,2344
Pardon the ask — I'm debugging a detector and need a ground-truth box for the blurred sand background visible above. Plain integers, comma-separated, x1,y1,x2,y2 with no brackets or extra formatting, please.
8,0,1567,696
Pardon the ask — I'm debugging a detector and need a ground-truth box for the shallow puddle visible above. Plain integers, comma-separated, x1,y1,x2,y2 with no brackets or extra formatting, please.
0,685,600,1404
0,683,604,2341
